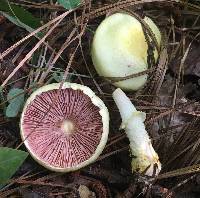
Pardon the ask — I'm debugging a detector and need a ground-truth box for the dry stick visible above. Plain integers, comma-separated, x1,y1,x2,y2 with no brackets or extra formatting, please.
0,171,47,195
68,2,91,86
4,172,62,194
59,44,80,89
170,174,197,191
96,146,129,162
12,2,65,10
164,116,200,167
33,45,48,83
37,51,55,84
58,18,89,88
164,143,196,168
1,17,68,88
0,185,30,198
12,42,29,63
154,48,168,95
0,179,70,198
1,174,61,197
81,0,91,29
156,164,200,180
17,0,47,6
89,0,179,19
49,192,73,196
13,179,65,188
108,131,125,143
38,28,77,84
146,108,175,125
0,170,43,192
0,171,64,196
79,39,104,94
103,68,156,84
106,133,125,148
37,45,48,67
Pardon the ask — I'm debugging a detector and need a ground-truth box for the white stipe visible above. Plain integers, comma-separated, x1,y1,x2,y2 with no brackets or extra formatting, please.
112,88,136,123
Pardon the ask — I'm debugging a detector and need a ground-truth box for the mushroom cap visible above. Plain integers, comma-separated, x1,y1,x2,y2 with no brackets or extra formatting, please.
20,83,109,172
91,12,161,91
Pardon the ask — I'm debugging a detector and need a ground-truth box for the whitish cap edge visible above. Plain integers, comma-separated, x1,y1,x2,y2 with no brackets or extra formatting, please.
20,82,109,172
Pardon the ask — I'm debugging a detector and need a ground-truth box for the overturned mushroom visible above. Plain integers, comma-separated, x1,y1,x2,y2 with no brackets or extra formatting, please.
91,12,161,91
20,83,109,172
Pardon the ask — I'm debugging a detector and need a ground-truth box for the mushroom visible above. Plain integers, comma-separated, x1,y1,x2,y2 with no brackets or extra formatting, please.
91,12,161,91
112,88,161,176
20,83,109,172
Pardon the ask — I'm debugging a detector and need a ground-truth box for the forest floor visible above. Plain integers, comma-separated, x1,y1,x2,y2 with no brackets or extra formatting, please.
0,0,200,197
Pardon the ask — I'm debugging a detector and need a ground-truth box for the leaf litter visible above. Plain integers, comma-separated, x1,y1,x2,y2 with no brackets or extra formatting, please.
0,0,200,197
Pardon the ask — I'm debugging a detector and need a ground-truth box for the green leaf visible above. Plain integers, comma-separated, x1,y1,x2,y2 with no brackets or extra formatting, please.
58,0,81,9
53,72,64,82
6,88,25,118
0,147,28,184
0,12,36,33
0,0,41,31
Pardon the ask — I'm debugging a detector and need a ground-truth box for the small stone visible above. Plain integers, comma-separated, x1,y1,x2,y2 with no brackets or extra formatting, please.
78,185,96,198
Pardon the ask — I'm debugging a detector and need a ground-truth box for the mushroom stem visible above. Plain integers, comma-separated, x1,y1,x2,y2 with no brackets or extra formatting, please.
112,88,137,124
112,88,161,176
61,120,75,135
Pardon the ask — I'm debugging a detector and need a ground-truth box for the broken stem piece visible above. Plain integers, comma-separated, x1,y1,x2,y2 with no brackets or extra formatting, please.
112,88,161,176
